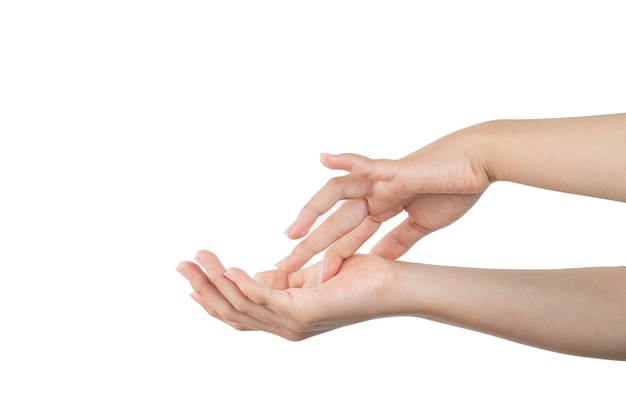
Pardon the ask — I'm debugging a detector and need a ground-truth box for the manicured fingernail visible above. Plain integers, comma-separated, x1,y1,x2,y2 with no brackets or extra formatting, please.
320,264,328,283
223,270,238,282
176,262,188,278
274,256,289,269
284,221,296,236
320,152,335,158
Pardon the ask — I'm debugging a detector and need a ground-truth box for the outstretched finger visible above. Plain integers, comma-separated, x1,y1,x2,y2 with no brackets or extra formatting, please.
190,251,290,334
319,152,377,174
285,153,396,239
321,152,397,180
284,174,371,239
176,260,255,330
189,291,256,332
277,199,368,273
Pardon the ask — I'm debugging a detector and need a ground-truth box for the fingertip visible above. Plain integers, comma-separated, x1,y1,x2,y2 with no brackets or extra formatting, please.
320,256,341,283
189,292,215,316
321,152,369,172
320,260,330,283
320,268,338,283
276,253,311,275
223,270,237,283
369,241,402,260
275,252,303,271
194,250,213,263
283,210,316,239
283,222,295,237
274,255,290,270
176,261,198,279
369,241,385,257
224,268,250,283
176,261,187,274
320,152,346,169
284,217,313,239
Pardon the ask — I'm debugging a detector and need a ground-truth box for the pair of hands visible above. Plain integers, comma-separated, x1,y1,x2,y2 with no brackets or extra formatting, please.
177,128,492,338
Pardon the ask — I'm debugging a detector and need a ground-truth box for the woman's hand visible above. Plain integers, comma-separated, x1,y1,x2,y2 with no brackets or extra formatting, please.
277,126,492,281
176,250,415,341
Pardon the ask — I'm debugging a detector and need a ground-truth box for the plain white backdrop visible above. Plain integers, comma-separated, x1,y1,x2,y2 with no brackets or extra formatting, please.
1,1,625,415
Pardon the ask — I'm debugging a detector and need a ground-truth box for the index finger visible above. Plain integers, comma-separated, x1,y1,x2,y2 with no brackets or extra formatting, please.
285,153,394,239
284,174,371,239
277,199,369,273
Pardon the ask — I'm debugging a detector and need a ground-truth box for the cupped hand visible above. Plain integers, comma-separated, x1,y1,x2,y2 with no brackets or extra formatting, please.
277,130,491,281
176,250,412,341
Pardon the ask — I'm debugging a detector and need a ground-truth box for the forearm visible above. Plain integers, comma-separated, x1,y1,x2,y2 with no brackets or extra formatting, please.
475,113,626,202
398,262,626,360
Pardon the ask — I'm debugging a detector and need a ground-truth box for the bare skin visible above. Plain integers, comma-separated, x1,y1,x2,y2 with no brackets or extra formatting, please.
276,113,626,280
177,252,626,360
177,113,626,360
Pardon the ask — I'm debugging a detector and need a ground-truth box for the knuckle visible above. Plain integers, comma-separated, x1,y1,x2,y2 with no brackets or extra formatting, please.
219,307,239,323
293,240,315,258
228,297,253,316
195,286,209,300
327,176,342,188
388,231,411,252
407,218,435,235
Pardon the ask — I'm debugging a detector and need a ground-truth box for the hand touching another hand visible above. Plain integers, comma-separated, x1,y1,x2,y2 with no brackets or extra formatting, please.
176,114,626,360
277,126,492,281
276,114,626,282
176,250,414,340
177,250,626,360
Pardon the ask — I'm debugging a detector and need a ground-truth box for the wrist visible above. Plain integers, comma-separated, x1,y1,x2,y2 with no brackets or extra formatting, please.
390,260,434,316
462,119,503,185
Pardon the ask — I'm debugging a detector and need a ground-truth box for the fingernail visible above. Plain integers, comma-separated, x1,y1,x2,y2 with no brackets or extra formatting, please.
320,264,328,283
176,262,188,279
320,152,335,158
274,256,289,270
284,221,297,236
223,270,238,282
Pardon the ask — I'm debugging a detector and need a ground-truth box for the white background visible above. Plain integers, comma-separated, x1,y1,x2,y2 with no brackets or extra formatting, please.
1,1,625,415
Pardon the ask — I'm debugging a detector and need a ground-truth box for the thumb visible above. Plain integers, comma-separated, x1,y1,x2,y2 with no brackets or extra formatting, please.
320,152,374,174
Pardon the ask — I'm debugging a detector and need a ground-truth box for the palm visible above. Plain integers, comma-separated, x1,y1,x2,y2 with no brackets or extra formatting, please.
181,251,407,340
257,254,395,293
251,254,401,335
